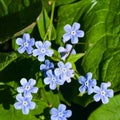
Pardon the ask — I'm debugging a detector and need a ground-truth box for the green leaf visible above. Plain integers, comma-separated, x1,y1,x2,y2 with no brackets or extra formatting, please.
67,53,85,63
37,8,56,41
0,0,42,43
0,52,18,71
56,0,92,44
81,0,120,83
88,94,120,120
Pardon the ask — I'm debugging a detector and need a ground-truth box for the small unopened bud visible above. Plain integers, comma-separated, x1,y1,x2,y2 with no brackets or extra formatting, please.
48,1,52,6
107,82,111,87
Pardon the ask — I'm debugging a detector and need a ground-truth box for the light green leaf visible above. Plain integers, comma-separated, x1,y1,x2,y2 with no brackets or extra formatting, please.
88,94,120,120
37,8,56,41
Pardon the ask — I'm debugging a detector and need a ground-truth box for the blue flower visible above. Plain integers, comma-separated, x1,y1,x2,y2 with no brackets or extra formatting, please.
16,33,35,54
50,104,72,120
44,70,64,90
55,61,74,83
58,44,76,61
40,59,54,72
17,78,38,96
14,94,36,114
78,72,97,95
93,82,114,104
33,40,54,61
63,22,84,44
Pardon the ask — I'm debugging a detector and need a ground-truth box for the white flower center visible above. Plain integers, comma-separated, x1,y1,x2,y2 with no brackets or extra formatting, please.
41,48,45,53
23,101,28,106
25,85,30,90
62,68,66,73
58,112,63,117
24,42,28,47
71,30,76,35
52,77,55,81
85,81,88,86
101,91,105,95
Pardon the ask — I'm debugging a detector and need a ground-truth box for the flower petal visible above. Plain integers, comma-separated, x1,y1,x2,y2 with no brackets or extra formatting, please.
76,30,84,37
71,36,78,44
14,102,22,110
29,102,36,110
65,62,72,69
72,22,80,31
18,46,26,54
63,33,71,43
33,49,40,56
51,115,59,120
86,72,92,80
20,78,27,85
35,41,43,48
58,46,65,53
64,24,71,32
78,76,86,84
93,94,101,102
22,106,29,114
44,40,51,48
50,108,58,115
64,110,72,118
50,82,56,90
101,96,109,104
38,54,45,61
16,38,24,45
106,89,114,98
58,104,66,112
40,64,46,70
54,68,61,76
29,79,36,86
44,78,51,85
79,85,86,93
17,87,24,93
23,33,30,40
26,47,33,54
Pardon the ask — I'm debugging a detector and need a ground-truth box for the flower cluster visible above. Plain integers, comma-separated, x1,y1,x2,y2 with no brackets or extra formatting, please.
78,72,114,104
50,104,72,120
14,78,38,114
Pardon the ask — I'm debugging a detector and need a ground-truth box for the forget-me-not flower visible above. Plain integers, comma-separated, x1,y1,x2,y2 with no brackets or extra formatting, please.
44,70,64,90
40,59,54,72
58,44,76,61
93,82,114,104
63,22,84,44
50,104,72,120
78,72,97,95
17,78,38,96
16,33,35,54
55,61,74,83
14,94,36,114
33,40,54,61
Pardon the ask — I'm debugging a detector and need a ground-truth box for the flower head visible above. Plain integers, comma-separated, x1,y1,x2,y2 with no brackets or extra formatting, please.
50,104,72,120
55,61,74,83
16,33,35,54
17,78,38,96
63,22,84,44
40,59,54,72
93,82,114,104
44,70,64,90
78,72,97,95
58,44,76,61
33,40,54,61
14,94,36,114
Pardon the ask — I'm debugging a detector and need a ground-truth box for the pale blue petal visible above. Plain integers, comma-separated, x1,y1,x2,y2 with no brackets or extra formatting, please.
20,78,27,85
35,41,43,48
88,87,94,95
29,79,36,86
58,46,65,53
71,49,76,54
50,82,56,90
79,85,86,93
93,86,100,93
18,46,26,53
58,104,66,112
17,87,24,93
31,87,38,93
72,22,80,31
22,106,29,114
101,96,109,104
106,89,114,98
78,76,86,84
44,40,51,48
26,47,33,54
86,72,92,80
46,70,53,77
50,108,58,115
76,30,84,37
40,64,46,70
57,61,64,68
46,49,54,56
63,33,71,43
64,24,71,32
16,38,24,45
101,83,108,90
65,62,72,68
93,94,101,102
23,33,30,40
14,102,22,109
71,36,78,44
54,68,61,76
38,54,45,61
29,38,35,46
51,115,59,120
44,78,51,85
64,110,72,118
33,49,40,56
29,102,36,110
16,94,23,101
66,44,72,51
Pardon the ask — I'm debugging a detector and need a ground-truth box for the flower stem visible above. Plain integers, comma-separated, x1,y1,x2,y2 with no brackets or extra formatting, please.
48,1,55,40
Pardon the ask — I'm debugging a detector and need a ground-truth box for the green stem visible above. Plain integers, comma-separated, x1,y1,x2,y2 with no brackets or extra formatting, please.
48,1,55,40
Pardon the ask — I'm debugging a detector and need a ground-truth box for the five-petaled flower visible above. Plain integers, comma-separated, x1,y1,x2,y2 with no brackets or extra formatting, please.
63,22,84,44
50,104,72,120
93,82,114,104
17,78,38,96
44,70,64,90
14,94,36,114
78,72,97,95
16,33,35,54
58,44,76,61
55,61,74,83
33,40,54,61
